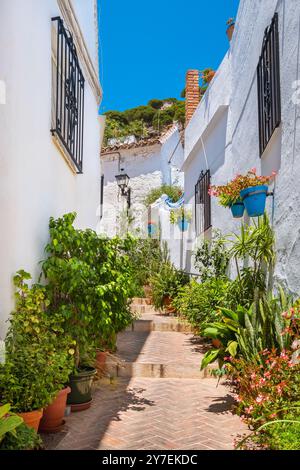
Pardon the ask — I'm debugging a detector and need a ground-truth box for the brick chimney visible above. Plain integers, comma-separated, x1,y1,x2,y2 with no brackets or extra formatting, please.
185,69,200,125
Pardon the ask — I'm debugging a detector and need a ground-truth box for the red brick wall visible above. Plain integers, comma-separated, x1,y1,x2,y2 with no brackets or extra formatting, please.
185,69,200,124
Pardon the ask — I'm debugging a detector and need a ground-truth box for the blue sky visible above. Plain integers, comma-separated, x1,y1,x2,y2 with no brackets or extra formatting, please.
98,0,240,113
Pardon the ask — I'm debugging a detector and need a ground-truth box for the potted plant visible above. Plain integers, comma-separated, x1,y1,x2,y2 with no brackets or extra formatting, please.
0,404,43,450
202,68,215,84
238,169,275,217
209,169,276,218
0,272,74,432
209,182,245,218
42,214,136,411
226,17,235,41
170,207,192,232
0,404,23,444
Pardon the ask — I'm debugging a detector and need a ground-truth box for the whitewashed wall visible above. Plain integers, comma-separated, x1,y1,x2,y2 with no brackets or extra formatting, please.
0,0,103,338
100,128,184,239
183,0,300,293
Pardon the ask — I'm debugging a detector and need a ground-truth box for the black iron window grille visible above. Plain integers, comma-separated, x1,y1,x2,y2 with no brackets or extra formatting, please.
195,170,211,235
257,13,281,157
51,17,85,173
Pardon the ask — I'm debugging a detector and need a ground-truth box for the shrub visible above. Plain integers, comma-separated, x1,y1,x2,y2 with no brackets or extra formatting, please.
42,213,136,363
0,423,43,450
0,272,74,412
0,404,23,444
194,230,230,282
172,278,230,331
126,238,163,293
233,350,300,428
150,253,189,310
148,99,164,109
144,185,183,207
200,288,293,370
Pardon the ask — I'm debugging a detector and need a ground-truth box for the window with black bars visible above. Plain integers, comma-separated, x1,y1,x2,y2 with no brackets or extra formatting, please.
257,12,281,157
51,17,85,173
195,170,211,235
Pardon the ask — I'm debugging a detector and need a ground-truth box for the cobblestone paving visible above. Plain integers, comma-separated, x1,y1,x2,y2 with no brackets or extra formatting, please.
44,302,246,450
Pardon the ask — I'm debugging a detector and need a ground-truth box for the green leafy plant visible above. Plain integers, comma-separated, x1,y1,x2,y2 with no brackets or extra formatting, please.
172,278,230,331
194,230,230,282
0,271,74,412
42,213,136,363
0,422,43,450
200,288,293,370
126,238,163,294
0,405,23,444
144,185,183,207
169,206,192,225
103,98,185,146
150,244,189,309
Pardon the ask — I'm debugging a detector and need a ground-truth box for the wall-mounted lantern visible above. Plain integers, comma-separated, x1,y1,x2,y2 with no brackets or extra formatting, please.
115,171,130,195
115,169,131,208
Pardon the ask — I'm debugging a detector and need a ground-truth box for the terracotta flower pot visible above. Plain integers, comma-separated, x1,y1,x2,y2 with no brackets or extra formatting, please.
95,350,107,374
143,285,152,303
226,23,235,41
39,387,71,433
17,409,43,432
212,338,222,349
163,296,176,314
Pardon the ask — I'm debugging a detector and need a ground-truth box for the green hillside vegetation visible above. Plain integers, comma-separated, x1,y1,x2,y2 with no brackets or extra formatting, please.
103,98,185,146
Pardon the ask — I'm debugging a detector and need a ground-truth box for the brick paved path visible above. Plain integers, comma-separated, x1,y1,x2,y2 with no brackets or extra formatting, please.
44,299,246,450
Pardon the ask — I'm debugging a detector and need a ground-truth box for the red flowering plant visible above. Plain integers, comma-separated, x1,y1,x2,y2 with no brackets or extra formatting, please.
228,304,300,448
232,350,300,428
208,168,276,208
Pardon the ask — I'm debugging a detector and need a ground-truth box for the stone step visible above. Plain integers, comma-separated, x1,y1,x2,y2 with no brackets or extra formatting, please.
126,318,194,333
131,305,158,314
106,361,216,379
105,360,216,379
131,297,152,306
106,330,215,380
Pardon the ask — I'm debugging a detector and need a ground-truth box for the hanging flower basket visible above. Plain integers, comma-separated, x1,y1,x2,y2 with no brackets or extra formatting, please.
240,185,268,217
209,168,276,219
170,207,192,231
230,201,245,218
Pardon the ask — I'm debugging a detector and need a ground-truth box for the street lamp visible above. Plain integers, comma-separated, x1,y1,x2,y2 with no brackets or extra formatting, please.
115,171,130,196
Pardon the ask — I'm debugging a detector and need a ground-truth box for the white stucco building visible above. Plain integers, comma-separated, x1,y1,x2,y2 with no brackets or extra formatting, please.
182,0,300,295
99,125,184,240
0,0,104,338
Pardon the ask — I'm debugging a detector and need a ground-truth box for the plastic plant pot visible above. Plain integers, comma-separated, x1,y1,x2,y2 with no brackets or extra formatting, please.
230,202,245,218
67,367,97,412
240,185,268,217
177,218,189,232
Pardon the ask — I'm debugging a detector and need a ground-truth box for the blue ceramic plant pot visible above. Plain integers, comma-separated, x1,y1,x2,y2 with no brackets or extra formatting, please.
177,218,189,232
240,185,268,217
148,222,157,236
230,202,245,218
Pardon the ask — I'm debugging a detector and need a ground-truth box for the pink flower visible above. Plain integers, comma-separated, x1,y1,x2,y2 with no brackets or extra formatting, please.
250,167,257,174
256,395,264,404
272,171,277,177
280,351,289,360
259,377,266,385
245,405,254,414
250,373,257,379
